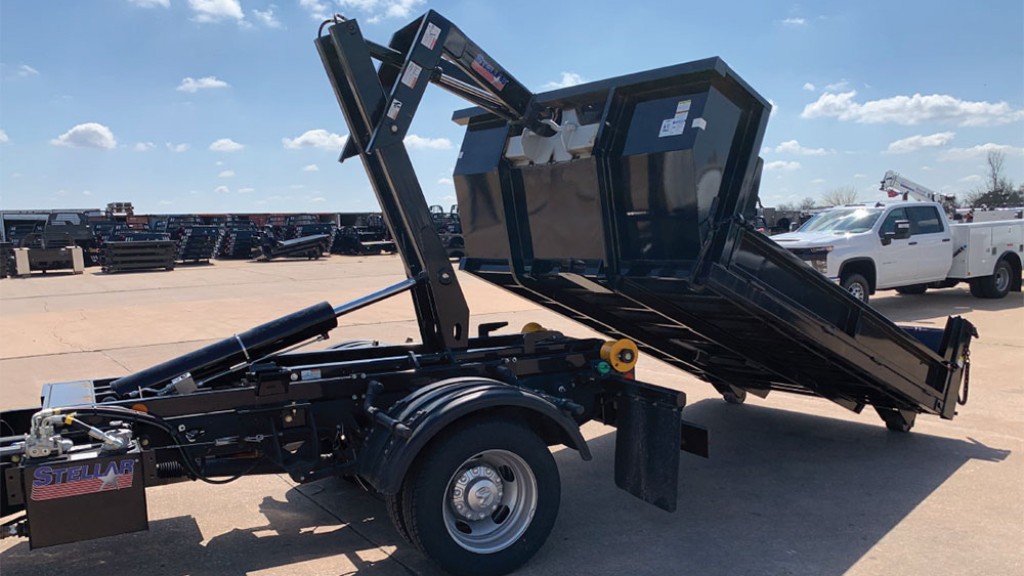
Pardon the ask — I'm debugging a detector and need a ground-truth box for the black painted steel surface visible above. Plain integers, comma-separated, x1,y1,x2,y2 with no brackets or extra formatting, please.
453,60,974,420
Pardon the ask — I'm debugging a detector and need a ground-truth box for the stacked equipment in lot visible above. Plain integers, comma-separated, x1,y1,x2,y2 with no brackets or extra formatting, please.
101,232,176,273
218,224,260,259
331,214,394,255
175,225,222,263
0,242,14,278
12,232,85,275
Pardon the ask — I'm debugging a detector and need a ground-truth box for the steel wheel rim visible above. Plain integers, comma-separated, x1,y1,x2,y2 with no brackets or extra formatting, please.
442,449,538,554
995,266,1010,293
848,282,866,301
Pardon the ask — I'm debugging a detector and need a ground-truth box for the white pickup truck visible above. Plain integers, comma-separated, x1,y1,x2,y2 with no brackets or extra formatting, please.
772,200,1023,303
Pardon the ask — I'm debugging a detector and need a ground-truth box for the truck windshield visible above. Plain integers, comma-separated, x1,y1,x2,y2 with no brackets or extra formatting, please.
798,208,882,233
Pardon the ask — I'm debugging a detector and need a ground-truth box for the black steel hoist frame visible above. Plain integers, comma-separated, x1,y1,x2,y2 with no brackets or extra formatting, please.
315,11,562,352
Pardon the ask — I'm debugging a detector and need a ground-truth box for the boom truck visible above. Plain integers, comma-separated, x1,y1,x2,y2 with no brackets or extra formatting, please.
773,171,1023,303
0,12,978,576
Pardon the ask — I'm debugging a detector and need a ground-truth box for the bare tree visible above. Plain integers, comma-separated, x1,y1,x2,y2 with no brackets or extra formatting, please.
820,186,859,207
799,197,817,210
966,151,1021,208
986,151,1011,193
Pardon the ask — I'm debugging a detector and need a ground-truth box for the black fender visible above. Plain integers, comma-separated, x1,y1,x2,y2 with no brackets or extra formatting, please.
358,377,591,495
838,257,877,292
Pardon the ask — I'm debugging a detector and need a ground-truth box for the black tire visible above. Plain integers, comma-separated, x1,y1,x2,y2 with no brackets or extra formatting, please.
723,389,747,405
841,272,870,304
895,284,928,295
385,493,412,544
399,418,559,576
973,259,1013,299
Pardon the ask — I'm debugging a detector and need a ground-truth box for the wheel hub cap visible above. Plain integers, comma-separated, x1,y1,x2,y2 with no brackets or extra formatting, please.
451,465,504,521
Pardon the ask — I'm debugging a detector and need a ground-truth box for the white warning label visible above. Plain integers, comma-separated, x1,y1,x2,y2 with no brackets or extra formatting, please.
387,99,403,120
421,22,441,50
401,61,423,89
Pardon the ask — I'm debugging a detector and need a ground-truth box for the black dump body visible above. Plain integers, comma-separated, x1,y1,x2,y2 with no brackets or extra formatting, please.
453,58,974,421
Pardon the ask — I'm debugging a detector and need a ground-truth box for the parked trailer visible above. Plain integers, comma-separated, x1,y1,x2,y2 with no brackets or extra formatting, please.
257,233,331,260
0,11,975,576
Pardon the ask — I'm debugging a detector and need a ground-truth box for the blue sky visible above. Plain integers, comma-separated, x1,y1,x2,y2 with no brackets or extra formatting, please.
1,0,1022,213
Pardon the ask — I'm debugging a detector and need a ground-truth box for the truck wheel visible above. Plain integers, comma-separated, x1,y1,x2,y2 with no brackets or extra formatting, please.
842,273,870,304
398,418,559,576
895,284,927,295
973,259,1012,299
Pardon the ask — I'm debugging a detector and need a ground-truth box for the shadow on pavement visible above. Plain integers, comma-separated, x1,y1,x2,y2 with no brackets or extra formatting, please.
871,286,1022,323
0,400,1010,576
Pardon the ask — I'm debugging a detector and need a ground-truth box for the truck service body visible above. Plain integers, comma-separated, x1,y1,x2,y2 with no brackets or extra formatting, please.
773,200,1023,303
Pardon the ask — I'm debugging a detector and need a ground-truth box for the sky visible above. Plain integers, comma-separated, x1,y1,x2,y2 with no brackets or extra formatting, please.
1,0,1022,214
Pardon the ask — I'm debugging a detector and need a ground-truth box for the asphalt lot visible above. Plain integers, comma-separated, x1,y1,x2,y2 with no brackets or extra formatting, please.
0,256,1021,576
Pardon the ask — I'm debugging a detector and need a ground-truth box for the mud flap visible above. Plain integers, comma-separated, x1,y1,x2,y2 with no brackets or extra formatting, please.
614,394,685,512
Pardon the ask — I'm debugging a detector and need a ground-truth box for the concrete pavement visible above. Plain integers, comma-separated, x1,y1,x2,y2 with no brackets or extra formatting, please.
1,256,1021,575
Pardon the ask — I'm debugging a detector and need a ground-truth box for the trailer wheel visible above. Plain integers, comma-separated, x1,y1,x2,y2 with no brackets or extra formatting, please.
841,273,870,304
398,418,559,576
972,259,1012,299
723,389,747,404
895,284,927,295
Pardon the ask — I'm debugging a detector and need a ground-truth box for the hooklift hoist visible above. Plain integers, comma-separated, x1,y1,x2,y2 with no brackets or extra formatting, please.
1,11,975,576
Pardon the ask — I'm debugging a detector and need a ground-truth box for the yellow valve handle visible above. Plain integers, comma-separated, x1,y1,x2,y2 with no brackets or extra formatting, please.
600,339,639,373
521,322,547,334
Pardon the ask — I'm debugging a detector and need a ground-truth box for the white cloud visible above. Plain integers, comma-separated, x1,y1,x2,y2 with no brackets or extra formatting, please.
166,142,189,152
768,99,779,116
823,79,849,92
282,129,346,150
309,196,327,203
854,173,866,179
542,72,585,90
438,177,454,185
781,17,806,26
209,138,245,152
252,7,281,28
127,0,169,7
774,140,829,156
886,132,955,154
17,64,40,77
958,174,983,183
303,164,320,172
802,82,816,91
188,0,244,22
764,160,801,171
238,187,256,193
159,199,174,205
0,129,9,144
82,190,92,196
298,0,329,20
802,91,1024,126
810,178,826,184
219,170,235,177
177,76,230,93
337,0,425,21
405,134,452,150
214,185,230,194
134,141,156,151
50,122,117,149
940,143,1024,161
